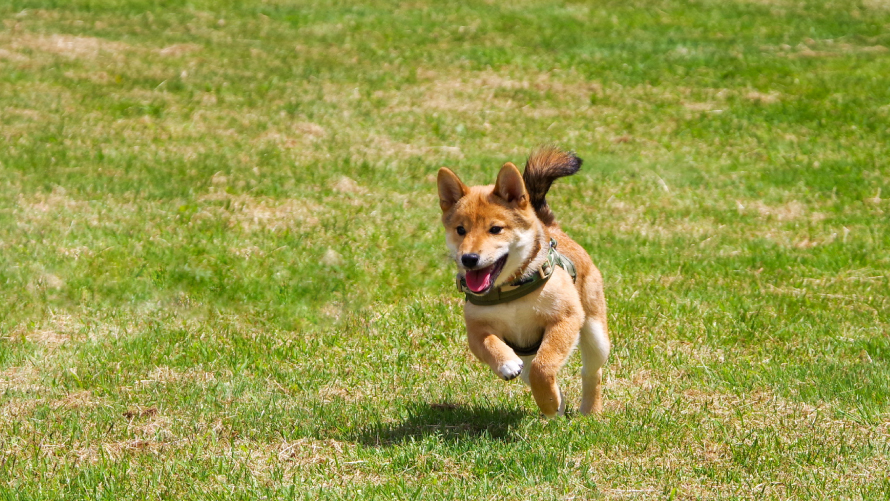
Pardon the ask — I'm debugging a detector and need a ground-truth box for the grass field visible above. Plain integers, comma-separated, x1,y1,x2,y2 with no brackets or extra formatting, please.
1,0,889,498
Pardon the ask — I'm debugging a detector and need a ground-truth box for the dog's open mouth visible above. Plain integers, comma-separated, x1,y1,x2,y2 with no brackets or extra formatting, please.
465,255,508,294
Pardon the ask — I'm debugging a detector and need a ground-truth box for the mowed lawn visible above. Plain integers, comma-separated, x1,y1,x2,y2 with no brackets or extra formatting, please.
1,0,889,498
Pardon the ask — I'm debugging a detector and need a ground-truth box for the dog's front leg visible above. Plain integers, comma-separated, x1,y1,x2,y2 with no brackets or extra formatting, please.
529,316,583,418
466,320,524,381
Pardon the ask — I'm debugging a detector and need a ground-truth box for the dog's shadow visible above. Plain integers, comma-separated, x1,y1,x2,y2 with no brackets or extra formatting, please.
356,402,527,446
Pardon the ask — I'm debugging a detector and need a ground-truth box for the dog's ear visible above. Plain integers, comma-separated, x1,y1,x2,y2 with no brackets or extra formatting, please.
494,162,528,208
437,167,469,212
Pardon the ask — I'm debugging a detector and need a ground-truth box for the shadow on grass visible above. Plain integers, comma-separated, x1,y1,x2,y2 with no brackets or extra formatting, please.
356,401,528,446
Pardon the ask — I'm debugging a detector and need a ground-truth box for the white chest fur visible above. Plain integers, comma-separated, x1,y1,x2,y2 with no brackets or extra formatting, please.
463,268,577,348
465,297,544,348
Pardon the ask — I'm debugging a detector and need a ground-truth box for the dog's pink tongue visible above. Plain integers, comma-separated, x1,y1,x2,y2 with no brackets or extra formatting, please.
465,266,494,293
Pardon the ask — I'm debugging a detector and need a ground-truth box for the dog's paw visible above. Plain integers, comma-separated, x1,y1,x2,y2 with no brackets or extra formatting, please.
497,360,523,381
542,390,566,419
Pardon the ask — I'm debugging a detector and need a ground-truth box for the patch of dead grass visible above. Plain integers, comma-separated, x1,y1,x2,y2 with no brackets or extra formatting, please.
383,69,597,116
317,382,367,403
197,191,324,232
253,125,324,150
581,192,844,252
0,47,30,63
762,40,890,58
50,390,103,410
683,101,719,112
761,283,881,309
253,122,328,149
16,186,89,214
350,133,464,161
332,176,367,195
273,438,353,464
745,90,781,104
0,366,41,393
229,245,266,260
6,33,131,60
56,245,94,261
729,0,796,5
608,201,719,239
10,314,82,347
748,200,827,223
863,0,890,9
592,374,889,498
760,228,841,249
608,369,660,394
1,380,102,427
144,366,219,385
0,398,41,425
2,107,43,120
294,121,327,139
13,186,108,233
50,434,364,481
158,43,202,57
123,406,158,419
24,326,69,346
126,411,175,442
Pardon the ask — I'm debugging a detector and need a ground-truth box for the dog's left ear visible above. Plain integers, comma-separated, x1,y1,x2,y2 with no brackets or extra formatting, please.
494,162,528,208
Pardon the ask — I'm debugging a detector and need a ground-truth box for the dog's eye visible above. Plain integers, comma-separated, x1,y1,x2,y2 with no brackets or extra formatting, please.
489,226,503,234
456,226,466,236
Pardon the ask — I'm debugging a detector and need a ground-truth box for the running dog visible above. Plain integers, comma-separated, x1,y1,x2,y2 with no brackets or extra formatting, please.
437,147,610,417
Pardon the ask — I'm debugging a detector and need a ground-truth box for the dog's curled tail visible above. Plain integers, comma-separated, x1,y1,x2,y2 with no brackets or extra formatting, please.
522,146,582,226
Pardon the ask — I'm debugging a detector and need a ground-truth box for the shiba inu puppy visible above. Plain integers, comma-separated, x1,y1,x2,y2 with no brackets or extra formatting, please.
437,147,610,417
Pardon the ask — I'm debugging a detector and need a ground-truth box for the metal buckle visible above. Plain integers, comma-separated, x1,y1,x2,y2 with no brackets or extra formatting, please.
539,261,552,279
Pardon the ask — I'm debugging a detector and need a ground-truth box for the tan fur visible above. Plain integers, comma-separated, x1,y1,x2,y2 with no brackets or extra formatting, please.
437,147,610,417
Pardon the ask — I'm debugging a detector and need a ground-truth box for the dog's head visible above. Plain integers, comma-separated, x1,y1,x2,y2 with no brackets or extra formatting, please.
437,163,543,294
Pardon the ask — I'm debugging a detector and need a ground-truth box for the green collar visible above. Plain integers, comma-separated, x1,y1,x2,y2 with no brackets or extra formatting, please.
457,238,577,306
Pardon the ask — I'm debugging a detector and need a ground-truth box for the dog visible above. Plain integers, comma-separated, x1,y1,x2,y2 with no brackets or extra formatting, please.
436,147,610,417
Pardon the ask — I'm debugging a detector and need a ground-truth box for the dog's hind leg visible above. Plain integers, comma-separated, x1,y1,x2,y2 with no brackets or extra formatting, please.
519,355,535,386
579,317,610,415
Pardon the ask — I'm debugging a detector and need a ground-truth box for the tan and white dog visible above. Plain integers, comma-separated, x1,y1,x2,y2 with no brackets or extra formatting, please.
437,147,609,417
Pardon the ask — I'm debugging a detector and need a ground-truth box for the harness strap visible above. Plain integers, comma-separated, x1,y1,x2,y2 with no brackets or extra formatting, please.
456,238,578,357
457,238,577,307
504,335,544,357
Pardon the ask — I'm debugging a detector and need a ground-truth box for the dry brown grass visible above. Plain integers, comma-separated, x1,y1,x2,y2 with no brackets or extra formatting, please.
0,3,886,498
50,390,105,410
595,194,840,250
0,47,30,63
253,122,327,150
16,186,91,215
197,191,324,232
349,133,465,161
1,107,42,121
589,377,890,499
0,365,41,393
332,176,368,195
759,40,890,59
16,432,370,485
3,33,132,60
745,90,782,104
863,0,890,9
157,43,203,57
9,313,82,347
605,198,719,239
145,366,219,385
0,397,41,427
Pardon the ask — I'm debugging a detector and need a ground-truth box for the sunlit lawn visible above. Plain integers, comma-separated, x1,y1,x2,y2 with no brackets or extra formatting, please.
1,0,889,498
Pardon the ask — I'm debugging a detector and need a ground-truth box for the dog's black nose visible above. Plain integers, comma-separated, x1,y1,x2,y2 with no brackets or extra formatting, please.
461,254,480,268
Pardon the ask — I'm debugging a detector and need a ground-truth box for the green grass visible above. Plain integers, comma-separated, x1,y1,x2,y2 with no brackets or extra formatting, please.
1,0,889,498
